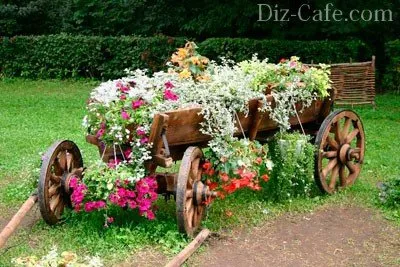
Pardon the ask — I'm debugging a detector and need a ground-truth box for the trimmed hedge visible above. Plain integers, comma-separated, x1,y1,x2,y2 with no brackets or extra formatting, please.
383,40,400,92
199,38,372,64
0,35,372,80
0,35,186,79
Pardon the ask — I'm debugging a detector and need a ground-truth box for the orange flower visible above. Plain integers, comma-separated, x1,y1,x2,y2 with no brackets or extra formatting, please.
225,210,233,217
255,157,263,165
177,48,188,58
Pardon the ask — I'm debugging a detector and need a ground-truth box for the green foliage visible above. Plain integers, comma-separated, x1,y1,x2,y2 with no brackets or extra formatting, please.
379,177,400,208
199,38,372,64
266,133,316,202
0,34,186,79
383,40,400,93
0,35,372,80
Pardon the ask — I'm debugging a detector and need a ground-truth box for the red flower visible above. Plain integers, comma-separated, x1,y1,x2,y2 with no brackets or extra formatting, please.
261,174,269,182
255,157,263,165
202,162,212,170
219,172,229,182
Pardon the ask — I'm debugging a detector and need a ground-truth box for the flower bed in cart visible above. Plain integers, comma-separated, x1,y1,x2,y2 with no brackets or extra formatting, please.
74,42,331,224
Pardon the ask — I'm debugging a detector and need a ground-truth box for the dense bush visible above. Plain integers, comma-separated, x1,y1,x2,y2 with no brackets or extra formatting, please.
383,40,400,93
0,35,372,80
199,38,372,64
379,177,400,208
266,133,316,202
0,35,186,79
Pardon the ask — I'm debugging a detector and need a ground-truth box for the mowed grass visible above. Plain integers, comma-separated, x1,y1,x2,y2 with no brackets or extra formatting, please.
0,79,399,266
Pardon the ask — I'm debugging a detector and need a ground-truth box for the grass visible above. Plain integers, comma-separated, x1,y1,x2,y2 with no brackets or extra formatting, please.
0,79,399,266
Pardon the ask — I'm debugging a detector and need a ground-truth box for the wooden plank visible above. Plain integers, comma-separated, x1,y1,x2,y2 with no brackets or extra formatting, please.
165,229,211,267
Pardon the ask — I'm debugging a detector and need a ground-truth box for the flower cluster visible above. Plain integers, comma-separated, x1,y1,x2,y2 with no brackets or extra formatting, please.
81,42,330,221
70,165,158,221
203,139,273,198
12,247,103,267
169,41,210,81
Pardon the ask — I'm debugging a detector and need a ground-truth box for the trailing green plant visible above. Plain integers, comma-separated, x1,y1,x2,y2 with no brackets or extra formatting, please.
266,133,316,202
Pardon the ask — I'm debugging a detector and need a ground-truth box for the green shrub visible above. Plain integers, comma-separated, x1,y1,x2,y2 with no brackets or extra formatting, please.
0,34,186,79
0,35,372,80
383,40,400,93
199,38,372,64
266,133,316,202
379,177,400,208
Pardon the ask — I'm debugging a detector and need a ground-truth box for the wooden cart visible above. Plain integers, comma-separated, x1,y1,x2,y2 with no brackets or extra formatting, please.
37,94,365,236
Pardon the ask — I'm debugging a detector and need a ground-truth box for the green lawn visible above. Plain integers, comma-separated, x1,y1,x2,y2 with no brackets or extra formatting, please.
0,79,399,266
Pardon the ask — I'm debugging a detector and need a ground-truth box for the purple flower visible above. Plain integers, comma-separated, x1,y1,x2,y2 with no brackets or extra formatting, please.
136,128,146,136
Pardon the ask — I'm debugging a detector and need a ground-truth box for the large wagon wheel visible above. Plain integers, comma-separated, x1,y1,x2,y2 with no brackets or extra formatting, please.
38,140,83,225
315,110,365,194
176,146,209,236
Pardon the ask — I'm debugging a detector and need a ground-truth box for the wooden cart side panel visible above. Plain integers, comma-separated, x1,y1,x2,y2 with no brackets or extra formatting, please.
162,97,327,147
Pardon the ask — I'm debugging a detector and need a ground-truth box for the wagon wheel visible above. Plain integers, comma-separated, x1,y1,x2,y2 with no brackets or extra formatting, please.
38,140,83,225
176,146,208,236
315,110,365,194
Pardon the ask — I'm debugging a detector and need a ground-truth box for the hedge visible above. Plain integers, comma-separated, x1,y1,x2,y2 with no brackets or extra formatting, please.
0,35,186,79
383,40,400,92
199,38,372,64
0,35,372,80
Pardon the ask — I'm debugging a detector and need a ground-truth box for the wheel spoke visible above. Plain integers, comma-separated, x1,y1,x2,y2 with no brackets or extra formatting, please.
66,152,73,172
54,199,64,217
345,129,359,144
346,161,360,174
50,174,61,184
326,136,339,150
339,165,347,186
329,164,340,189
186,190,193,199
48,185,59,198
334,122,342,143
50,195,61,211
322,158,337,178
322,151,337,159
342,117,352,136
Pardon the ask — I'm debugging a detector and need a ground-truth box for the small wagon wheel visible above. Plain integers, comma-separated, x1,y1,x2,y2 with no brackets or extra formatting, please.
176,146,208,236
315,110,365,194
38,140,83,225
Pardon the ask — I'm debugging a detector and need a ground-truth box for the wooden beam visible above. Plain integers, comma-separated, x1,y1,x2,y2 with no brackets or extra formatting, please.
0,194,38,249
165,229,211,267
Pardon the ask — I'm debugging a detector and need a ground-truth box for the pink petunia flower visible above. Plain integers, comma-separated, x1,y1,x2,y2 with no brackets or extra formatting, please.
121,110,130,120
164,81,175,89
164,89,178,101
140,137,149,144
136,128,146,136
132,99,144,109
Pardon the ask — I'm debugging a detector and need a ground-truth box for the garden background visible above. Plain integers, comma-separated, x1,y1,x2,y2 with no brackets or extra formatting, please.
0,1,399,266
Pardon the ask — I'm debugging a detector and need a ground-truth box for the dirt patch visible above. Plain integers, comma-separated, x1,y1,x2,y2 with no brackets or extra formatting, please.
188,206,400,267
116,247,168,267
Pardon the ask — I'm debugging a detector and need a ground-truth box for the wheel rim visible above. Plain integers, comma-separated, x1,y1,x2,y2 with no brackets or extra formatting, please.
38,140,83,225
176,147,206,236
315,110,365,194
